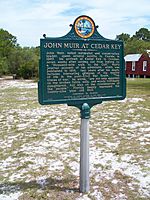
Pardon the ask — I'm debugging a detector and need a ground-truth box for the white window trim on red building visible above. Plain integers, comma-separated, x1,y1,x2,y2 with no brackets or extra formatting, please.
132,61,136,71
143,61,147,71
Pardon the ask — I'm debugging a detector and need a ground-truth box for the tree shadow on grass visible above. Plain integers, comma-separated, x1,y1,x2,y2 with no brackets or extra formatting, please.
0,176,79,196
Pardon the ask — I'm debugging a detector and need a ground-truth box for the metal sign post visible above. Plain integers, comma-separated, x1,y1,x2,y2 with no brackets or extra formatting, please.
80,103,90,192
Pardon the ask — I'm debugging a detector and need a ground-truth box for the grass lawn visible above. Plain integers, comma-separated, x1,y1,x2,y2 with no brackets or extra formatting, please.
0,78,150,200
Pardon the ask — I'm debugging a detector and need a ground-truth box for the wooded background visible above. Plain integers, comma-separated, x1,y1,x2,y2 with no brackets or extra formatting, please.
0,28,150,78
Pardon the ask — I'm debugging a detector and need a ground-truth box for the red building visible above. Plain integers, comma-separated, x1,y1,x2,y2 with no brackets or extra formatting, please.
124,53,150,78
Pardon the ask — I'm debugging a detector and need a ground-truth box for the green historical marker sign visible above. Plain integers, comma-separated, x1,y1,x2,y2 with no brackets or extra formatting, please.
38,15,126,107
38,15,126,193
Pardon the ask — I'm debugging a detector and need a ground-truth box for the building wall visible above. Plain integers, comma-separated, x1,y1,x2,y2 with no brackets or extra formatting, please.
125,54,150,77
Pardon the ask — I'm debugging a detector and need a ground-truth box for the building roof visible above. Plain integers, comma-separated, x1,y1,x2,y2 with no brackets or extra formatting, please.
124,54,142,62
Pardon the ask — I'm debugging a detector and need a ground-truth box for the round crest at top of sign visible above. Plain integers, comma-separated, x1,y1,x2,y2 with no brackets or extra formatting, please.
74,15,95,39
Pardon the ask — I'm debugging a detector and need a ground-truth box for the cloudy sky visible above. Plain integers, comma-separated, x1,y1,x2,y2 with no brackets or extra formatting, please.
0,0,150,47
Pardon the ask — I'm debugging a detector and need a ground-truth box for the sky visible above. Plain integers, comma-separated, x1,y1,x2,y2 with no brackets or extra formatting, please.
0,0,150,47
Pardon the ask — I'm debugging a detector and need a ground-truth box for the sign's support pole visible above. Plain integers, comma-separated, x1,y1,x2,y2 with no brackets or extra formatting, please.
80,103,91,193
